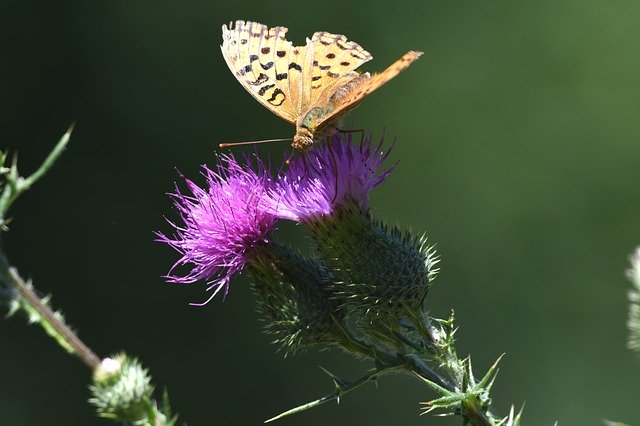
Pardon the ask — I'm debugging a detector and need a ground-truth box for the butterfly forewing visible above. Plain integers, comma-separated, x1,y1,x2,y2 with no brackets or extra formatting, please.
221,20,300,123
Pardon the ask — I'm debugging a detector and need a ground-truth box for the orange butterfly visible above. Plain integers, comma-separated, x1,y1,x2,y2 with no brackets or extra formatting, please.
221,20,423,150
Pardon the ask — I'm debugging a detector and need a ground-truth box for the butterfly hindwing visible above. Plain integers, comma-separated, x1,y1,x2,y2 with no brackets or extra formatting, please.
317,51,423,128
306,31,372,107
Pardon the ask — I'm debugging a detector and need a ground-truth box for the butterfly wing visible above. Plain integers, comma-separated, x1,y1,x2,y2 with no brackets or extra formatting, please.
306,31,373,107
317,51,423,127
221,20,315,124
221,21,376,125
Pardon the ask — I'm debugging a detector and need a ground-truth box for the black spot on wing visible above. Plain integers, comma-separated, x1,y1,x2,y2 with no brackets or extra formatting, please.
258,84,275,96
261,61,274,70
237,64,253,76
248,73,268,86
288,62,303,72
267,88,285,106
276,73,288,80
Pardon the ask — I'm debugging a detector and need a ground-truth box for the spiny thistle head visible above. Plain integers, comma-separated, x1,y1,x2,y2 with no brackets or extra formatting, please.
269,132,394,222
157,155,276,304
312,205,440,319
89,354,157,422
249,242,341,355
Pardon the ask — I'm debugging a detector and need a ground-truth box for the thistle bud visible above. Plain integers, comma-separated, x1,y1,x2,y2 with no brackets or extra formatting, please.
89,354,159,423
311,201,439,319
250,242,342,354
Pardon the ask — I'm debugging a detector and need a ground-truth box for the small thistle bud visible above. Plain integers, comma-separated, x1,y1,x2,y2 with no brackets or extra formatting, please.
311,202,440,319
89,354,157,422
249,242,342,354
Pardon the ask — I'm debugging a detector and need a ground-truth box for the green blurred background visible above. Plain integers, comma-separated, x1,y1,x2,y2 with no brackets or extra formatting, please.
2,1,639,424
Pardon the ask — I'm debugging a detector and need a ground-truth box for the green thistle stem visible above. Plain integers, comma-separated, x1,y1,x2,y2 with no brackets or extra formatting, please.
264,367,396,423
0,254,100,369
0,123,73,227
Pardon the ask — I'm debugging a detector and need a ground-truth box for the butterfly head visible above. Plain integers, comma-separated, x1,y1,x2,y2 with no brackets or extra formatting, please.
292,128,314,151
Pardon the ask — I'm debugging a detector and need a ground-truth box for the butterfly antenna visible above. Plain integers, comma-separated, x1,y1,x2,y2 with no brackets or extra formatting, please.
219,138,291,148
338,128,365,144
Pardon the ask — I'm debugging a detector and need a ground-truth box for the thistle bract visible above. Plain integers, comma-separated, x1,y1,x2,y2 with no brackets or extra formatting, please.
311,202,440,319
250,242,340,354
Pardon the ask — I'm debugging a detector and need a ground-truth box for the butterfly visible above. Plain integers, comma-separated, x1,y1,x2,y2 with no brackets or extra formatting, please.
220,20,423,151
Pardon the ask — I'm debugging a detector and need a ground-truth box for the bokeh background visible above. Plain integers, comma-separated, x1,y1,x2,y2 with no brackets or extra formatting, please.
2,1,640,425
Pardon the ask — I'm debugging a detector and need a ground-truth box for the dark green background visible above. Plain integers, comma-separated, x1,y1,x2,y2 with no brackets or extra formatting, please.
2,1,639,425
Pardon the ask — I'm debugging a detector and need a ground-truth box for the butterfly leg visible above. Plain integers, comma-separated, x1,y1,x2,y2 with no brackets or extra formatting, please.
325,140,340,204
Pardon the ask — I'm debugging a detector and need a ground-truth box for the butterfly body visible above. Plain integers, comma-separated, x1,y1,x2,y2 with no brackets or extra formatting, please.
221,20,423,151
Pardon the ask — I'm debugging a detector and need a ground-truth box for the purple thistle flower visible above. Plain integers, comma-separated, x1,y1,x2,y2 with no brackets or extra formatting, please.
157,155,276,305
269,133,395,222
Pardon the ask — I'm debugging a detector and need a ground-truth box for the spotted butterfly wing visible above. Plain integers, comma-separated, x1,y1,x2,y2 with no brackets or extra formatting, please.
221,21,298,123
304,31,373,108
221,21,372,121
220,20,423,150
316,51,424,130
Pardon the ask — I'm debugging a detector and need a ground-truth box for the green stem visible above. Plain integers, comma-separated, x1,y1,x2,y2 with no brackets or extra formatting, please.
0,123,73,223
0,254,100,370
22,123,74,189
264,367,397,423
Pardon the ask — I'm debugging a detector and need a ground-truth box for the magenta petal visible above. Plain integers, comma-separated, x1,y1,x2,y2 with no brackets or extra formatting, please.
157,155,276,302
268,132,395,222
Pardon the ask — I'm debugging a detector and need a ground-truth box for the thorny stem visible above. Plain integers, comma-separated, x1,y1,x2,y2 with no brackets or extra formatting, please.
271,309,497,425
0,253,100,370
264,366,398,423
332,314,452,389
267,318,491,424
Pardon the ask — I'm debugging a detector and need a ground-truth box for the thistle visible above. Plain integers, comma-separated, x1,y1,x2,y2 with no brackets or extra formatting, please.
157,155,277,304
159,132,520,425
